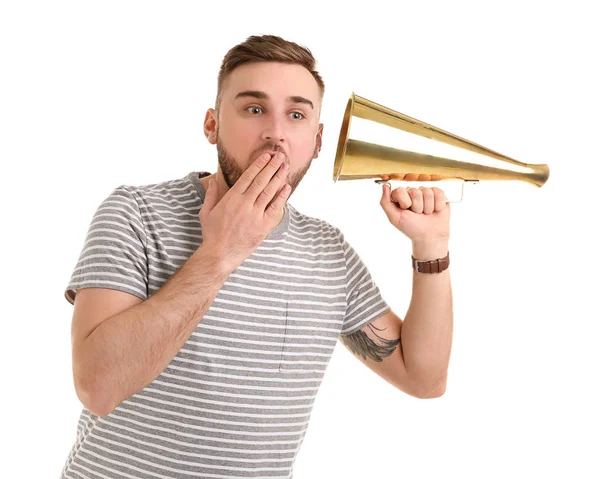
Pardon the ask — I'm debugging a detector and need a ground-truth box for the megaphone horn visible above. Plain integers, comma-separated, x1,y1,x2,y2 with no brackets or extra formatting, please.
333,93,550,201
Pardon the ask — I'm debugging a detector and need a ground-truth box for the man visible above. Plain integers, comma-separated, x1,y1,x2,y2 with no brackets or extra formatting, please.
61,34,453,478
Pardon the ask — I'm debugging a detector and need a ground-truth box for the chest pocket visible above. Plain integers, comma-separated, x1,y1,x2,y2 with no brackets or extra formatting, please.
277,299,344,375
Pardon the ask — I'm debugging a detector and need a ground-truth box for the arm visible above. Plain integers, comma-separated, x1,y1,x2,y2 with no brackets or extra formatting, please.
72,152,291,416
402,240,452,395
72,245,230,417
341,239,452,399
341,185,453,398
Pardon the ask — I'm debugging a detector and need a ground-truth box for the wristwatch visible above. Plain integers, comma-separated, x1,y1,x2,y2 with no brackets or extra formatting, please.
411,251,450,274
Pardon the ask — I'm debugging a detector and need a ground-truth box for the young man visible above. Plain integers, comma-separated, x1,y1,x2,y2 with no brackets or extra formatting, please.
61,35,453,478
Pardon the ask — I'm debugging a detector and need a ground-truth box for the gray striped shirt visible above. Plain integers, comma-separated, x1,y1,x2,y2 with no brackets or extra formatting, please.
61,171,390,479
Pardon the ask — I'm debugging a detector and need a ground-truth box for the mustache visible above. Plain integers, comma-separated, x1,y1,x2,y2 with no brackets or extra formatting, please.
254,143,287,160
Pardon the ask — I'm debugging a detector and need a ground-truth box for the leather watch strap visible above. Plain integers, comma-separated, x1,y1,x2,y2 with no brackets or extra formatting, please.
411,251,450,274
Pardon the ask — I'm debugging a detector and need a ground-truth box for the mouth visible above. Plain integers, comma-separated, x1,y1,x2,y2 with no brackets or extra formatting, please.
265,149,283,155
263,151,288,162
253,145,288,162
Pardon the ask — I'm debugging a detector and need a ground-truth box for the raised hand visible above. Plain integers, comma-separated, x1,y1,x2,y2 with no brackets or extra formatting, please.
199,152,291,272
380,184,450,244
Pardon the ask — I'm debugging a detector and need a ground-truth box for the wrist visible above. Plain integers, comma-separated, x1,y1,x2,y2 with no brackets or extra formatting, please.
194,242,235,278
411,238,449,260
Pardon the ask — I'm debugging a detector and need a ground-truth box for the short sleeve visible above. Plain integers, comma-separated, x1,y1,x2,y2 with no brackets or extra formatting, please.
338,231,391,335
64,187,148,305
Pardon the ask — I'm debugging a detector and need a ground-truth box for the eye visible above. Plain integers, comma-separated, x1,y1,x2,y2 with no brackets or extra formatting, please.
246,106,263,115
290,111,305,120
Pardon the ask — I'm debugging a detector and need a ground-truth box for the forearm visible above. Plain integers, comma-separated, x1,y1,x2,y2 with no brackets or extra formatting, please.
401,239,453,393
76,245,230,415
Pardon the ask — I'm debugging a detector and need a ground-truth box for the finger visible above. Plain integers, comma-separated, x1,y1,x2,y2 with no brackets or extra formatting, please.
379,183,393,206
255,160,289,210
230,152,276,194
420,187,435,214
244,152,286,200
432,187,448,212
379,184,396,223
408,187,424,213
265,183,292,220
200,178,219,220
390,187,412,209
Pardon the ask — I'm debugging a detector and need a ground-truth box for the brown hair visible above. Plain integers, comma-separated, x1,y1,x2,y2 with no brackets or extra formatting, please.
216,35,325,110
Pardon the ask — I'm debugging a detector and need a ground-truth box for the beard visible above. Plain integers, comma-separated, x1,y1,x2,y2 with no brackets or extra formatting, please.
216,136,313,197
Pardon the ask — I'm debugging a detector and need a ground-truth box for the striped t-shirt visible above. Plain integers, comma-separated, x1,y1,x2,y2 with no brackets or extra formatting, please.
61,171,390,479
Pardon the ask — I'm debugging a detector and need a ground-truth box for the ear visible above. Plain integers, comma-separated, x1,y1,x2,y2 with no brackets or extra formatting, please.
312,123,324,159
204,108,218,145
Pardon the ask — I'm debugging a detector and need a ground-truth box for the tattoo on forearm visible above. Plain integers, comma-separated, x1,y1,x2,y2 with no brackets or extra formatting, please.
341,323,400,362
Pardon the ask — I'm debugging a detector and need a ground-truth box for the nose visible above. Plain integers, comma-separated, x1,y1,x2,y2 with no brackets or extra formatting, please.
261,115,286,143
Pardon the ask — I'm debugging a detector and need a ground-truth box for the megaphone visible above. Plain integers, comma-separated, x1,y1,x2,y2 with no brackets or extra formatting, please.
333,93,550,201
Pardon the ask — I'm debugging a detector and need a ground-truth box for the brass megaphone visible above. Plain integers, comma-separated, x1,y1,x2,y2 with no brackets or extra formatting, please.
333,93,550,200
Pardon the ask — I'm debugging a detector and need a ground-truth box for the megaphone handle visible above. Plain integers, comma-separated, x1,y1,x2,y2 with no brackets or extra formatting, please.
375,179,478,204
449,180,478,203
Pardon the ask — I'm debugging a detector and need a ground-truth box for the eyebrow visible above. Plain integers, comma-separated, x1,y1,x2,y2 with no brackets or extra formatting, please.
234,90,314,110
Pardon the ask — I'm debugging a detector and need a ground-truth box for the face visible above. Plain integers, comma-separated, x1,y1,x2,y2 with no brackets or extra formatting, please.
204,62,323,194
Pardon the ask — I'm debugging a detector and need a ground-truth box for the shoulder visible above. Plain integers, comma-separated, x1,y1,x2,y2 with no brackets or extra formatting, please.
287,205,344,242
114,171,201,202
288,207,363,262
94,172,203,230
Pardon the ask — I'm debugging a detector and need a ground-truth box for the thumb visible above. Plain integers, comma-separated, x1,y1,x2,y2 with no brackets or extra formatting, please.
202,178,219,215
379,183,396,219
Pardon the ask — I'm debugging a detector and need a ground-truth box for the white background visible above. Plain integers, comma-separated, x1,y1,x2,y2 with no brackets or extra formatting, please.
1,1,598,477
